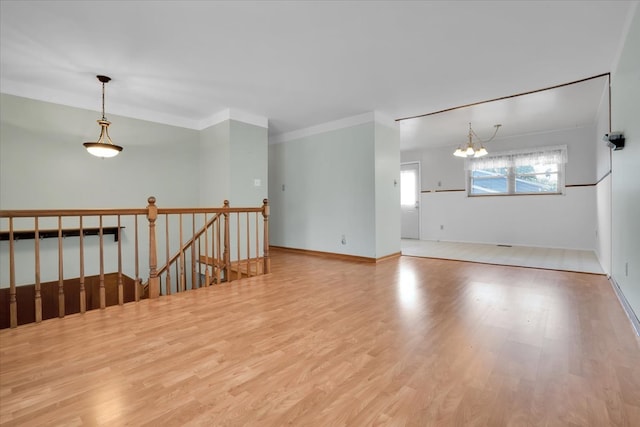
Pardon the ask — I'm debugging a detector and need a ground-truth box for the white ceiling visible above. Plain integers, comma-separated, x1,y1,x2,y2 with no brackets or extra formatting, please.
0,1,635,147
400,74,610,151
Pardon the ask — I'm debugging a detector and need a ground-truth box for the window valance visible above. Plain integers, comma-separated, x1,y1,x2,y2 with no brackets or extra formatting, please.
464,145,568,170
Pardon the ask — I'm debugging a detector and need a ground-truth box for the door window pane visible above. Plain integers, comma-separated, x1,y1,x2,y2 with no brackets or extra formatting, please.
401,170,417,206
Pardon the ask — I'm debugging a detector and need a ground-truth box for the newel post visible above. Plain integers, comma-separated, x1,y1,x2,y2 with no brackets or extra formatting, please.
262,199,271,274
223,200,231,281
147,196,160,298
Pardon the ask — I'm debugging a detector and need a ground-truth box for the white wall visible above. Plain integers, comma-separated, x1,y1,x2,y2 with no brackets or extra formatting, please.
610,5,640,323
419,187,595,249
596,174,612,274
595,84,612,181
404,126,598,191
594,79,612,275
402,125,599,250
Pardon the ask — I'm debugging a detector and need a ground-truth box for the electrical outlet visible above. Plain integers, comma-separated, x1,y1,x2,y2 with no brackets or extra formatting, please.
254,179,261,187
341,235,346,245
438,181,442,187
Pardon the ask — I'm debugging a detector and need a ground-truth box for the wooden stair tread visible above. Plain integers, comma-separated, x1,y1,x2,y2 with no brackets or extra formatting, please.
198,255,225,267
230,258,264,275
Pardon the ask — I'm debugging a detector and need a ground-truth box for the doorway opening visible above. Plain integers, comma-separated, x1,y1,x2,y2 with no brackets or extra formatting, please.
400,162,420,239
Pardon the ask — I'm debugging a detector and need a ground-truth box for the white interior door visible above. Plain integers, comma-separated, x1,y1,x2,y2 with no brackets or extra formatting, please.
401,162,420,239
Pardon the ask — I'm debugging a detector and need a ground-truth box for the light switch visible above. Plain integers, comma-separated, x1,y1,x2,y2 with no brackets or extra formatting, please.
254,179,261,187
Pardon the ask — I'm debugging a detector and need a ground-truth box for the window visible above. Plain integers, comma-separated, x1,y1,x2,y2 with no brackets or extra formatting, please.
466,146,567,196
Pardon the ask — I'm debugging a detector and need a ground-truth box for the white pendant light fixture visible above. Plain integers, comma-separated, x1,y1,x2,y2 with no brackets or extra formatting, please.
453,122,501,158
83,75,123,158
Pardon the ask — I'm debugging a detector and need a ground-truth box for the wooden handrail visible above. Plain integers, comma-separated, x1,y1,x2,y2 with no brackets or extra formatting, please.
1,208,146,217
0,207,262,218
156,207,264,214
156,212,223,277
1,196,270,329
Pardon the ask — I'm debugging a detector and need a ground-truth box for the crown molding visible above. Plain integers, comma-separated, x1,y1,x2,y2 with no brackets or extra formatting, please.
198,108,268,130
1,80,268,131
373,111,398,129
270,111,397,144
0,80,202,129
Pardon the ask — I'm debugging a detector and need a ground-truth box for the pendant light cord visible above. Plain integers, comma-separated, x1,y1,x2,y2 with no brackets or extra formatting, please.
101,81,106,120
470,123,501,144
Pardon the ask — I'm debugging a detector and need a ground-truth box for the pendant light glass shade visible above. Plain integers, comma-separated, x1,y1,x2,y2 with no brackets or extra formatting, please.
83,120,122,157
474,146,488,157
83,75,123,158
452,123,501,158
453,147,466,157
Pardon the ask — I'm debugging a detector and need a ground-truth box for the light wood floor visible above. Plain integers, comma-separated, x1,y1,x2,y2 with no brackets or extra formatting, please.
1,250,639,426
402,239,605,274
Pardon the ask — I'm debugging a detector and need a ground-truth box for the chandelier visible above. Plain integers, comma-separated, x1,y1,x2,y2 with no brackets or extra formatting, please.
83,75,123,158
453,122,501,158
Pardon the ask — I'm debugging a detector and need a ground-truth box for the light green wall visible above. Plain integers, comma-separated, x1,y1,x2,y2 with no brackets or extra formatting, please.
229,120,268,260
230,120,268,206
268,118,400,259
0,93,200,209
199,119,268,207
0,93,202,286
269,123,376,258
374,122,401,257
0,94,269,286
199,120,231,206
611,6,640,322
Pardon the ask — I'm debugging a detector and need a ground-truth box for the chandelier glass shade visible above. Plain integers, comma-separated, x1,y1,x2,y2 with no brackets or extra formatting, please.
83,75,123,158
453,122,501,158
